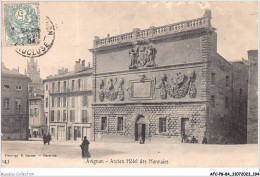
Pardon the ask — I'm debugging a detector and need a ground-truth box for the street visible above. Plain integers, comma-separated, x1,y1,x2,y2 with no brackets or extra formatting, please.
1,140,258,167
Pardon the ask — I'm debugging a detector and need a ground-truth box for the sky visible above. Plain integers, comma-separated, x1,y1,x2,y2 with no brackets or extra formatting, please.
2,1,258,79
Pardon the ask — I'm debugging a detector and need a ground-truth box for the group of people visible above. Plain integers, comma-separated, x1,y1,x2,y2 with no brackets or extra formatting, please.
42,133,91,158
43,133,52,145
181,130,206,144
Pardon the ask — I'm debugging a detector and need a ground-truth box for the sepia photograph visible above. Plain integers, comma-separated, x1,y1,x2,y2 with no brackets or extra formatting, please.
0,1,258,175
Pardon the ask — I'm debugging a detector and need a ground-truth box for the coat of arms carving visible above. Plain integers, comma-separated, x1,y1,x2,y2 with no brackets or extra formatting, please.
129,44,157,69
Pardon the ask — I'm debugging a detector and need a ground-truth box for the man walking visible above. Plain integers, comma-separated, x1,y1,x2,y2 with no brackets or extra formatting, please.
46,133,52,145
80,136,91,158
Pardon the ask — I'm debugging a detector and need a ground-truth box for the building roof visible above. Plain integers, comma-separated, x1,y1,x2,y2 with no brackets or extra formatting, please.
1,63,31,81
43,67,92,82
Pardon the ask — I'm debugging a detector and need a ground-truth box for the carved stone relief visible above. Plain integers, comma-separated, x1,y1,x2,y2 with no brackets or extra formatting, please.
98,78,126,102
158,71,197,99
129,44,157,69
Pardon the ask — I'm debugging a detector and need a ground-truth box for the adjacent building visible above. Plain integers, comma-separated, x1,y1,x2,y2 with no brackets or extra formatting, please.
25,58,47,138
43,60,92,141
1,63,31,140
247,50,258,144
90,9,248,144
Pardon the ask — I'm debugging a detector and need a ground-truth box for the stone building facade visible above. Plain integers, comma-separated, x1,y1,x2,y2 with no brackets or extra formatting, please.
247,50,258,144
1,63,31,140
43,60,92,141
90,10,248,144
25,58,47,138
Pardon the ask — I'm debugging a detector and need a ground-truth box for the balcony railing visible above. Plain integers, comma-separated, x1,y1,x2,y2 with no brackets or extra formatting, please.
93,12,211,48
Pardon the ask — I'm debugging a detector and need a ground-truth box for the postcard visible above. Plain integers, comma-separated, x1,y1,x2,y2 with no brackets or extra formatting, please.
1,1,258,171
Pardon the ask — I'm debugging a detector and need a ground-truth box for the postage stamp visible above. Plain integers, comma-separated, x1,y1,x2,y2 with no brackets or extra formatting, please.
3,2,40,46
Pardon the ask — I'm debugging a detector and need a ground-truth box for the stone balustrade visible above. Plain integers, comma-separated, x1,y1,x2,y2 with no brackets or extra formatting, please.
93,12,211,48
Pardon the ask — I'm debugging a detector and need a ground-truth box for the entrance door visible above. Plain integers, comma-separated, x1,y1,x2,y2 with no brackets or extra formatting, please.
181,118,190,137
57,126,66,141
68,127,71,140
135,115,146,142
74,126,81,141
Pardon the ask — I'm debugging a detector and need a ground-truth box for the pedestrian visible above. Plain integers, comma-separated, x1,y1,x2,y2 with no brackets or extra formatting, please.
46,133,52,145
202,136,207,144
43,134,47,145
181,130,185,143
191,136,197,143
80,136,91,158
139,133,144,144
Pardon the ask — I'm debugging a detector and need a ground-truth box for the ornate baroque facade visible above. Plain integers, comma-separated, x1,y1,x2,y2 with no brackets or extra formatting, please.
90,10,248,144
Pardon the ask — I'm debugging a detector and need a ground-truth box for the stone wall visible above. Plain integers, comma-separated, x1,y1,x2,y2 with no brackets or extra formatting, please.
207,53,233,144
95,34,203,74
232,61,248,144
247,50,258,144
93,103,207,143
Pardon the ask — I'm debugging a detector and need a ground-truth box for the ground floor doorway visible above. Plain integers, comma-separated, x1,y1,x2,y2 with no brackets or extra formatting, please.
135,115,146,143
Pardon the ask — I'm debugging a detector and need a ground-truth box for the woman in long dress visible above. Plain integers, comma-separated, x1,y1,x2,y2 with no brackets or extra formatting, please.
80,136,91,158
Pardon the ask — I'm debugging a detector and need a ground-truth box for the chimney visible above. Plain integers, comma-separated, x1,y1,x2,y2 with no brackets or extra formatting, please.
74,58,86,73
82,60,85,67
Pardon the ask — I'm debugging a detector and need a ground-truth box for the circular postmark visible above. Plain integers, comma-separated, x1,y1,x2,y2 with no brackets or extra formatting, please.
15,16,55,58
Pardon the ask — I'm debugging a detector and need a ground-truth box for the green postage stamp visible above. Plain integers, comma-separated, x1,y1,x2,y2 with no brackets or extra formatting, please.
3,2,40,46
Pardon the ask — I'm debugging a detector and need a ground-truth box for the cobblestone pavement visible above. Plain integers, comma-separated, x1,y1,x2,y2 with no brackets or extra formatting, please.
1,140,258,167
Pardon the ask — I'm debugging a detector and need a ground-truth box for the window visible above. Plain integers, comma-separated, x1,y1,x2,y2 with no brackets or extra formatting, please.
3,98,9,110
225,76,229,87
57,97,61,107
71,97,75,107
15,99,22,110
52,82,55,92
4,85,10,90
117,117,124,131
82,95,88,107
159,118,166,133
58,82,60,92
82,110,88,123
72,80,75,90
15,86,22,90
50,110,55,122
63,81,67,92
34,108,39,116
52,97,55,107
211,73,215,85
57,110,60,121
78,79,81,90
46,98,48,108
30,108,33,116
101,117,107,131
46,84,48,91
63,110,67,122
63,97,66,107
225,97,229,108
211,95,215,107
70,110,75,123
